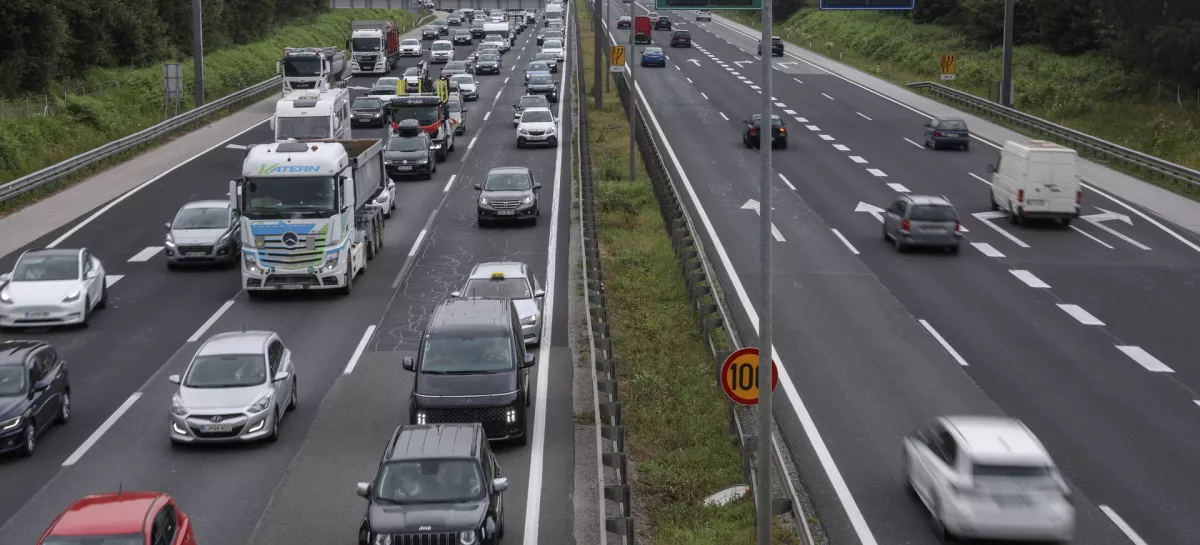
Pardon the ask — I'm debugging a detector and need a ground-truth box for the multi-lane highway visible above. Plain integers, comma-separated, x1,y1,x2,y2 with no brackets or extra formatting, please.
0,8,575,544
602,4,1200,544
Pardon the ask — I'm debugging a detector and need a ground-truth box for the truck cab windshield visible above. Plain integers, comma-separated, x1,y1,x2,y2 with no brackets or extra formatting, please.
276,117,331,140
283,57,321,77
352,38,382,51
241,176,338,218
393,106,439,125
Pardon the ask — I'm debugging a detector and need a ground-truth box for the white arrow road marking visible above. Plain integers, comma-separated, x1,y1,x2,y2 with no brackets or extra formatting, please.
225,144,248,150
688,59,700,66
972,211,1030,248
1083,207,1150,250
734,60,754,67
855,201,885,223
105,275,124,288
1069,225,1114,249
741,199,786,241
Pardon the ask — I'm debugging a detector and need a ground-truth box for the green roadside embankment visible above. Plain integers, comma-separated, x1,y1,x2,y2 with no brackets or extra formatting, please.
0,9,426,217
579,5,801,544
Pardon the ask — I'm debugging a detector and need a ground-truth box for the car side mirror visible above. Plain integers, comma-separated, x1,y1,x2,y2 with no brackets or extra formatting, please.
164,222,172,230
534,289,545,298
32,380,50,393
533,182,542,190
356,482,372,498
0,273,9,284
521,353,536,368
451,291,462,298
986,164,996,173
86,269,99,279
273,371,291,382
474,183,482,190
492,477,509,492
168,374,181,385
402,356,416,371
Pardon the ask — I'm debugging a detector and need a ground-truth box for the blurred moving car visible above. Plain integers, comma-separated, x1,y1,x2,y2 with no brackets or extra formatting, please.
38,491,197,545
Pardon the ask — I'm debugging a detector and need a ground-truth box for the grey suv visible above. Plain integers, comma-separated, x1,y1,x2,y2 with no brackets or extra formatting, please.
882,195,962,253
475,167,541,226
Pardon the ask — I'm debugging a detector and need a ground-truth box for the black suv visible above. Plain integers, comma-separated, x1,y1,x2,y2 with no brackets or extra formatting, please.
356,423,509,545
743,113,788,149
384,120,436,180
524,73,558,103
0,340,70,457
421,25,440,40
670,30,692,47
759,36,784,57
403,297,537,443
654,15,672,30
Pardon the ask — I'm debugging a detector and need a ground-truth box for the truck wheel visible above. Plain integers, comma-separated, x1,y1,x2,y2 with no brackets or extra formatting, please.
366,232,377,261
340,261,354,295
374,216,385,252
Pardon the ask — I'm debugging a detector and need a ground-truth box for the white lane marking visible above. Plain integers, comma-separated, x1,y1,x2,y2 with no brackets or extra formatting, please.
343,325,378,374
856,112,872,120
806,125,820,131
774,102,786,107
225,144,248,150
969,172,991,185
735,73,743,77
1082,183,1200,254
484,111,492,121
128,246,164,262
793,77,803,83
1070,225,1115,249
408,229,427,257
794,117,808,123
849,156,867,164
971,242,1005,258
831,229,859,255
904,138,923,149
821,92,834,100
503,77,510,84
718,112,729,121
866,168,887,177
783,109,797,115
1115,346,1173,373
1099,505,1150,545
47,117,270,248
701,92,709,99
972,211,1031,248
919,319,969,366
750,85,760,90
1010,270,1050,288
629,50,881,545
833,144,850,151
511,65,516,71
1084,214,1152,251
687,77,694,83
63,393,142,466
104,275,124,288
819,135,835,141
523,4,569,540
188,300,236,343
887,183,909,193
443,174,457,193
778,174,796,190
1057,304,1105,326
468,135,479,151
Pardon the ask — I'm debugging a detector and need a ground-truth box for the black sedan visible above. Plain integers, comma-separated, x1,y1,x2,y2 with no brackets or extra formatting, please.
654,16,672,30
0,340,70,457
758,36,784,57
350,96,387,128
670,30,692,47
743,114,788,149
421,25,440,40
475,53,502,75
532,52,559,72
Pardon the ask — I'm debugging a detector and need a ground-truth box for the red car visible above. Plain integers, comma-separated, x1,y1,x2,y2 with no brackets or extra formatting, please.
38,491,196,545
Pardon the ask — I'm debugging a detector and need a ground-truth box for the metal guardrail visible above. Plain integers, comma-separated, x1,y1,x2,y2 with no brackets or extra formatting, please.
584,5,816,544
908,81,1200,188
0,76,282,204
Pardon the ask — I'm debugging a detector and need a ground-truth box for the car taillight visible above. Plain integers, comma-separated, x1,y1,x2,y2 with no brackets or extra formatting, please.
954,220,961,232
1018,189,1024,203
749,127,757,134
901,219,910,231
1076,190,1082,204
962,132,969,137
778,127,786,134
934,131,943,137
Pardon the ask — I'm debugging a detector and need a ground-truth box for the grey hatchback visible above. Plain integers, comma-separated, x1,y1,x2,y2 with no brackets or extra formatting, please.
882,195,962,253
923,116,970,150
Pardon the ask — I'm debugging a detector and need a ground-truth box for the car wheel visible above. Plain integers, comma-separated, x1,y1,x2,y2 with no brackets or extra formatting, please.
266,408,281,443
894,235,907,253
962,142,970,151
79,298,91,328
924,138,931,148
947,244,960,254
1059,217,1072,228
930,497,951,541
514,422,529,446
530,215,538,226
883,224,891,242
289,380,298,411
57,391,71,424
18,424,35,457
97,283,108,309
781,140,788,150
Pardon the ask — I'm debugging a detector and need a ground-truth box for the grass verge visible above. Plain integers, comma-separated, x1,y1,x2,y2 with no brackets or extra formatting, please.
579,6,800,544
0,9,428,217
723,9,1200,200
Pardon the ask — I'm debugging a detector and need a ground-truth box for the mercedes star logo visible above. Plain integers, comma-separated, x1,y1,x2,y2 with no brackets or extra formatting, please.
281,232,299,247
210,416,224,422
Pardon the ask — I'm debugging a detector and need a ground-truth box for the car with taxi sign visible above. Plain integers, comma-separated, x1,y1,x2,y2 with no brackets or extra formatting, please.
452,263,545,346
37,490,196,545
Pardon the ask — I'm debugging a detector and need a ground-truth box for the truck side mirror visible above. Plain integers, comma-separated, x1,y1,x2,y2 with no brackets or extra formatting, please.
275,61,281,75
228,180,238,211
986,164,996,173
474,183,482,190
402,356,416,371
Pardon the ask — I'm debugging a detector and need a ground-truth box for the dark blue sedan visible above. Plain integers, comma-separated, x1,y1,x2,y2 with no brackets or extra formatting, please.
640,47,666,67
0,340,71,457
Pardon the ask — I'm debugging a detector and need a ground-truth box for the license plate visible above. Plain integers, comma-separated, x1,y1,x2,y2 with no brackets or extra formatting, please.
279,284,304,290
186,252,206,257
1025,199,1045,206
25,312,49,318
200,424,234,433
397,166,413,171
496,210,515,216
922,228,944,233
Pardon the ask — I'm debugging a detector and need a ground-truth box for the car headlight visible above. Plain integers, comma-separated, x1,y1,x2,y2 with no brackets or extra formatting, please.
413,158,428,164
0,416,22,431
165,233,176,247
216,231,233,246
372,533,393,545
62,288,81,303
415,410,427,425
375,193,389,204
247,391,273,414
459,530,478,544
321,254,340,273
545,126,556,134
0,289,12,304
171,396,188,416
521,314,537,326
243,254,261,274
518,128,529,135
479,197,489,205
521,195,534,204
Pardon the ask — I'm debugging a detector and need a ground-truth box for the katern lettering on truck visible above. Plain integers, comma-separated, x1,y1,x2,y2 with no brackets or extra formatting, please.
256,164,324,175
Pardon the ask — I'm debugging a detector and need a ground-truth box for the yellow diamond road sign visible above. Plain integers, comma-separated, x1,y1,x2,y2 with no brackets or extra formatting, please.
610,46,625,67
940,53,957,81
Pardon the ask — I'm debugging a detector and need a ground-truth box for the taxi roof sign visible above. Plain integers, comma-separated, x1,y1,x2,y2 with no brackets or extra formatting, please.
490,272,505,279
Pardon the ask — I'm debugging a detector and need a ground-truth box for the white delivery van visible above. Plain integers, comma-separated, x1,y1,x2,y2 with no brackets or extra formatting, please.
544,3,563,26
987,140,1081,226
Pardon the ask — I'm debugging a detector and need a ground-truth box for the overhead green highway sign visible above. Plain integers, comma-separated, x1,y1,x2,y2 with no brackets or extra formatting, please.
655,0,763,11
820,0,915,9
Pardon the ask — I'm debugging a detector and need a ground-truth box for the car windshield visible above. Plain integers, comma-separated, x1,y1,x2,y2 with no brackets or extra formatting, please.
369,87,393,96
12,254,78,282
938,120,968,130
447,62,468,71
451,74,474,85
479,54,499,62
528,62,549,71
529,75,553,86
522,110,554,123
388,136,427,152
619,16,630,21
421,330,514,373
401,39,419,46
674,31,689,37
174,207,228,229
534,54,555,62
0,366,25,396
486,34,502,41
447,101,462,113
909,205,957,221
645,48,663,55
519,97,548,108
393,105,439,125
376,460,485,504
403,68,420,76
183,354,268,388
543,40,562,49
41,536,145,545
484,171,532,191
464,277,532,299
354,98,382,109
241,175,337,218
751,114,783,127
432,42,451,50
275,116,330,140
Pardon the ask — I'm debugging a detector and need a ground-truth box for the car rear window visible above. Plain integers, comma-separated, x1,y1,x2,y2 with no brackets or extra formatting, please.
673,31,690,37
937,120,968,130
972,464,1053,479
772,37,783,44
908,205,957,222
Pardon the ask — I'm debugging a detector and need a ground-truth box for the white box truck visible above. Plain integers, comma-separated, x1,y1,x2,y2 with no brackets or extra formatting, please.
987,140,1082,226
544,3,563,26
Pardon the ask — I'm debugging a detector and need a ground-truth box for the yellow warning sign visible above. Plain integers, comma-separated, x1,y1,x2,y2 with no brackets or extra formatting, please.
610,45,626,67
940,53,957,81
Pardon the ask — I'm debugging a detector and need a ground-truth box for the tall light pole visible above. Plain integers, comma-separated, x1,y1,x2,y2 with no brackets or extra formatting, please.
593,0,603,108
756,1,774,542
627,9,635,182
193,0,205,108
999,0,1014,107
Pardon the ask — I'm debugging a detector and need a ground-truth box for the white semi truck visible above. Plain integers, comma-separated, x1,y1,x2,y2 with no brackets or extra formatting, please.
233,139,388,298
277,47,350,94
350,20,401,75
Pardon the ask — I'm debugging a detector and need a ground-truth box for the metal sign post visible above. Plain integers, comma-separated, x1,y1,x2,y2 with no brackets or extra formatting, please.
163,64,184,119
999,0,1015,107
940,53,957,81
756,0,774,541
192,0,205,108
628,12,636,182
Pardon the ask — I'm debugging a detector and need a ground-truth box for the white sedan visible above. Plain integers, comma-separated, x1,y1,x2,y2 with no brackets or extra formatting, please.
0,248,108,329
541,39,565,62
399,38,423,57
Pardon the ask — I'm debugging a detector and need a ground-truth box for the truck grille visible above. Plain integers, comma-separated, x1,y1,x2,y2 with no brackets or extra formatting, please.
290,81,316,89
357,55,377,63
391,533,457,545
264,274,320,287
254,233,326,268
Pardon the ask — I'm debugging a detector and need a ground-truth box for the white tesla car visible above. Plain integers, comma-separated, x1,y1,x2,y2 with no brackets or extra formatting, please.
0,248,108,329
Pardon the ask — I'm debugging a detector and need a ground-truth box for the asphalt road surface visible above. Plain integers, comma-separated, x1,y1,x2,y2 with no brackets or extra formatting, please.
603,3,1200,544
0,9,575,545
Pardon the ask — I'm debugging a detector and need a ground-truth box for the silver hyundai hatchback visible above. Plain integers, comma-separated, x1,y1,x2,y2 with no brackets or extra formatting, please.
882,195,962,253
168,331,297,445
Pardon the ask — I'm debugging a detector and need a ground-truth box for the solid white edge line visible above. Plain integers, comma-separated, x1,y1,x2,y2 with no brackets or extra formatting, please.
522,3,569,542
918,319,969,366
343,325,378,375
1070,225,1115,249
627,44,881,545
407,229,427,257
1009,269,1050,289
62,393,142,466
821,92,834,100
1098,505,1150,545
1057,304,1105,326
719,112,728,121
443,174,457,193
700,92,708,99
778,173,796,190
187,300,236,343
856,112,872,120
48,117,271,248
830,229,859,255
968,172,991,185
687,77,694,83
